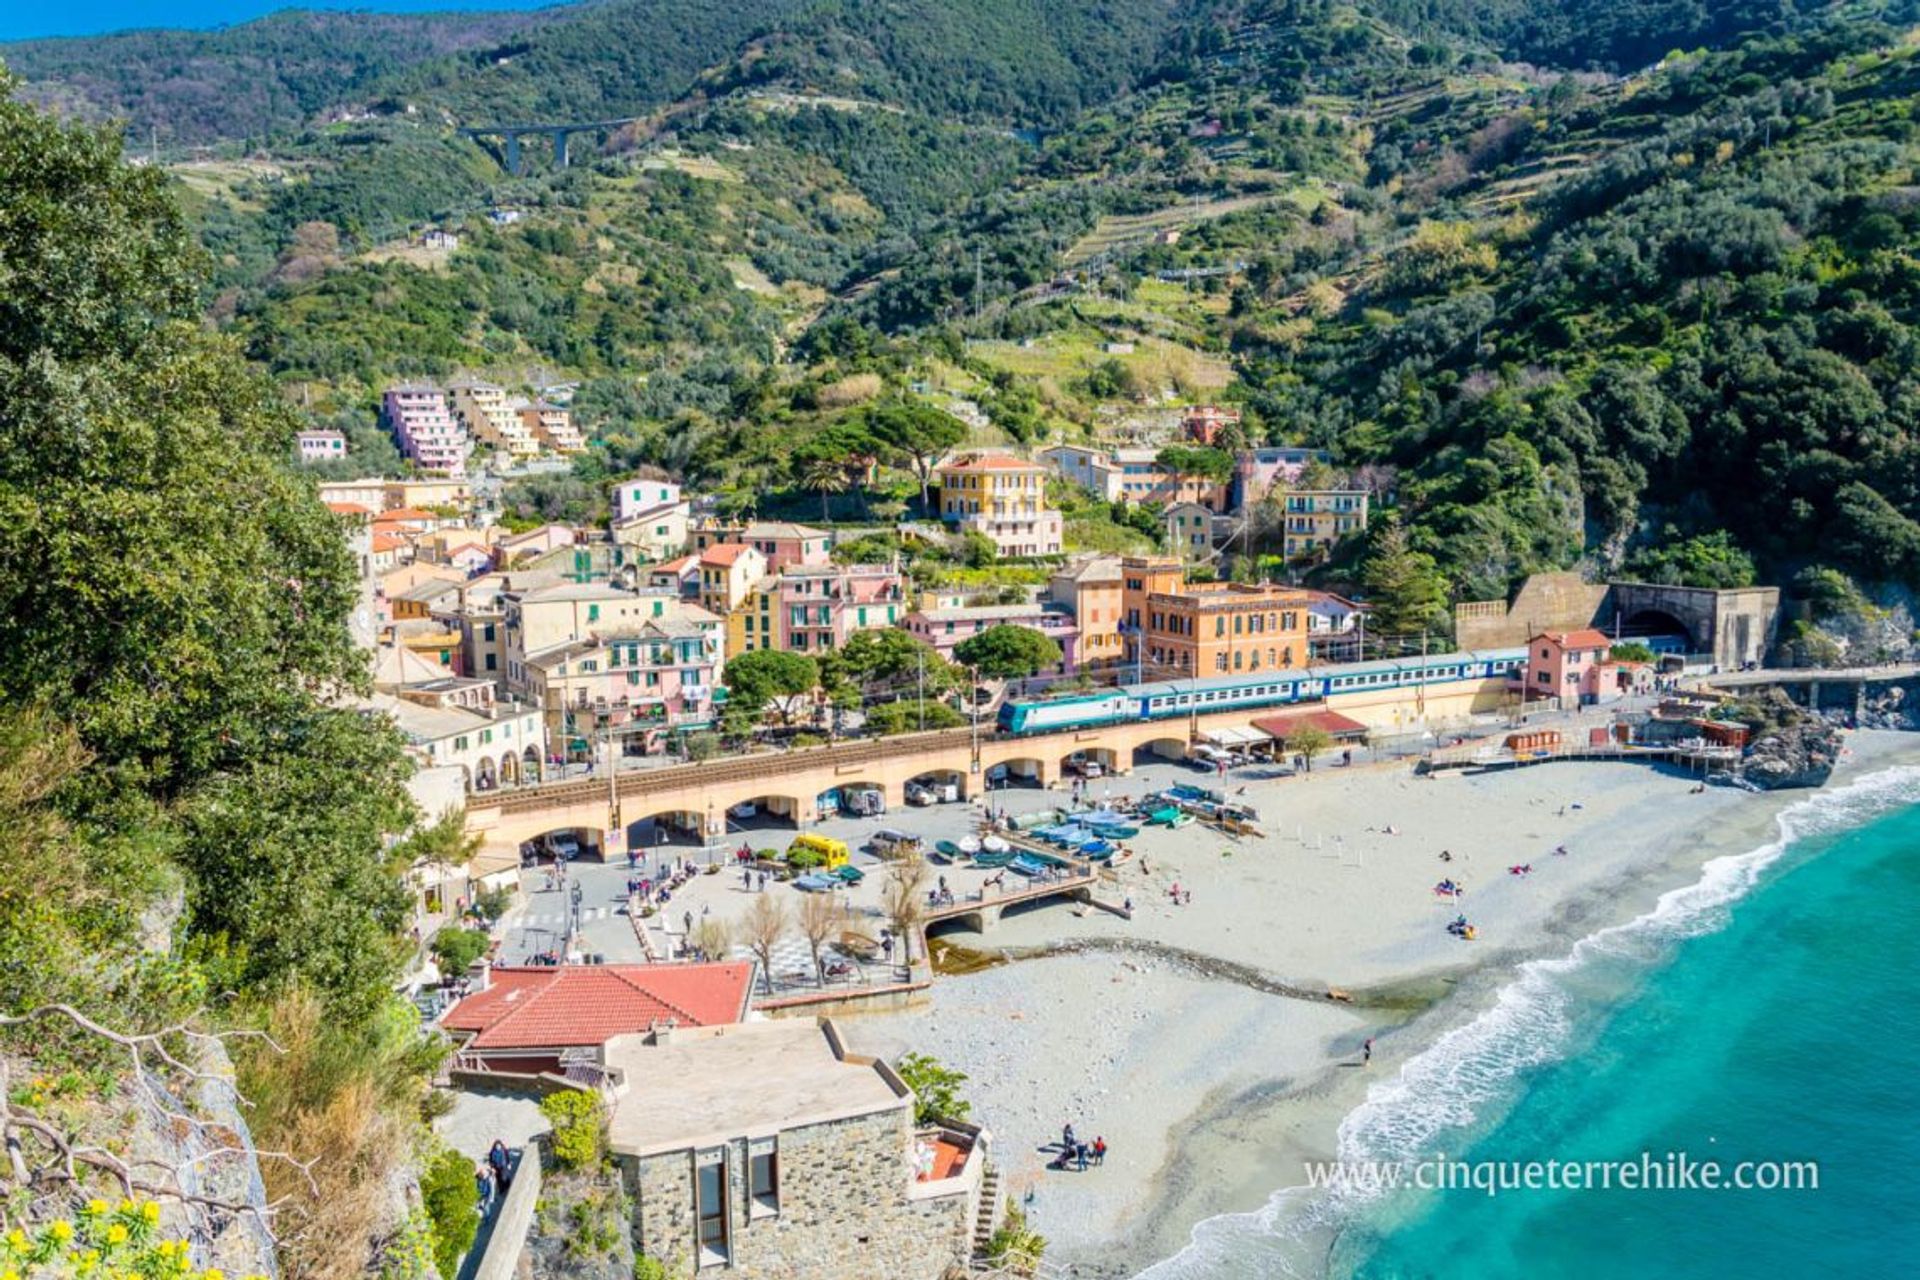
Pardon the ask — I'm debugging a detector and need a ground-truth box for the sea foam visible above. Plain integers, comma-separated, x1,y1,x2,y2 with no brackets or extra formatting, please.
1134,763,1920,1280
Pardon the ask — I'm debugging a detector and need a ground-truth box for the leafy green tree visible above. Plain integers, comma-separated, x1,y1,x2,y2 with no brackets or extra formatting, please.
820,629,959,700
0,74,417,1017
895,1051,971,1125
722,649,821,730
1609,641,1657,664
430,926,490,974
420,1148,480,1279
1358,514,1451,643
865,699,967,735
1624,529,1758,589
801,454,851,522
954,625,1064,679
867,398,967,512
1154,444,1235,486
1284,724,1332,771
540,1090,606,1172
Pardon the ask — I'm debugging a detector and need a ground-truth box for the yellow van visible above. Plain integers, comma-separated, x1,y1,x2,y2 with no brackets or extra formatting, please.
785,833,849,869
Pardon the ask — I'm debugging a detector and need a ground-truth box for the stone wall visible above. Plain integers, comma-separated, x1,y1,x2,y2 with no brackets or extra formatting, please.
1456,572,1608,650
471,1143,542,1280
628,1107,972,1280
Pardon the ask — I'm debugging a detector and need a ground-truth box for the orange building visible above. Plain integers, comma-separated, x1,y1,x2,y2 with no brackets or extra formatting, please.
1119,556,1308,677
1050,555,1126,670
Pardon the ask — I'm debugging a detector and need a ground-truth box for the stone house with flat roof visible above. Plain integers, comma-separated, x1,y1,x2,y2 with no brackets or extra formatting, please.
608,1018,991,1279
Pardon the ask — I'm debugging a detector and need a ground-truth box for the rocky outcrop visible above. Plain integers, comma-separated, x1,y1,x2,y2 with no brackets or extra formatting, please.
1855,680,1920,731
1743,718,1844,790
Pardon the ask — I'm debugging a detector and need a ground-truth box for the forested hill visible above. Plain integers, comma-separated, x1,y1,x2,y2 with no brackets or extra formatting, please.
5,0,1920,615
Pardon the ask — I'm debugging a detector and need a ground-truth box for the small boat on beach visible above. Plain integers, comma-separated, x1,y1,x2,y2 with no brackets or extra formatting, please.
1008,853,1051,877
932,840,961,861
972,849,1015,869
981,835,1011,854
958,835,982,856
1148,806,1182,826
1099,825,1139,840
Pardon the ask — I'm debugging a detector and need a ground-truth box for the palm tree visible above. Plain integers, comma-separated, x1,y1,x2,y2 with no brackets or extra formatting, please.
801,456,850,523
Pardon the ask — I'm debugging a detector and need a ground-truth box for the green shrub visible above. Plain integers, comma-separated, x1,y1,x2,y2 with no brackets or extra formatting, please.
421,1148,480,1278
985,1198,1047,1275
785,846,824,870
634,1257,669,1280
541,1089,606,1171
896,1051,971,1125
431,925,490,974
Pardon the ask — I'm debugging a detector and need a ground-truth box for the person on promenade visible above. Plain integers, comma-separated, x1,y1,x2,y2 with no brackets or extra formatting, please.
1362,1037,1374,1066
489,1140,512,1191
1093,1137,1107,1166
475,1163,493,1210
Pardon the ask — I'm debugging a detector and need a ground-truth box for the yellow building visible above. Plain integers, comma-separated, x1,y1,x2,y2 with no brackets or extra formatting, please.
1280,490,1370,561
933,453,1063,557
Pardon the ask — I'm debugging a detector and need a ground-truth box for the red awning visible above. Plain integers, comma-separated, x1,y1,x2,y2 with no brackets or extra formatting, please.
1251,708,1370,741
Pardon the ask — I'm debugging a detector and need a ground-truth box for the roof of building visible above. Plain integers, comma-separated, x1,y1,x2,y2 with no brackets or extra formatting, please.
513,582,636,604
393,577,464,605
1537,628,1612,650
737,520,826,540
357,691,493,743
613,501,687,528
371,533,409,553
443,963,753,1052
1251,708,1370,741
699,543,759,568
648,555,699,575
371,644,447,689
912,603,1072,625
605,1017,908,1158
325,502,374,517
378,507,438,522
937,453,1042,472
1053,554,1123,586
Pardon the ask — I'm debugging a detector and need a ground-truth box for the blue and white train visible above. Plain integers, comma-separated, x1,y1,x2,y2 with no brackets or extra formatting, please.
997,648,1528,735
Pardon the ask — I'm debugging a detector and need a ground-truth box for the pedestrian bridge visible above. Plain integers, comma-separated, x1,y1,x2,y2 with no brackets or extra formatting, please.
461,674,1515,877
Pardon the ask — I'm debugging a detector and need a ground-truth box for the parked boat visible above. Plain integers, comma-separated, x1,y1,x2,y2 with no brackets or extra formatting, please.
981,835,1011,854
972,850,1015,869
958,835,982,856
1008,853,1051,877
1148,806,1182,826
933,839,962,859
1101,825,1140,840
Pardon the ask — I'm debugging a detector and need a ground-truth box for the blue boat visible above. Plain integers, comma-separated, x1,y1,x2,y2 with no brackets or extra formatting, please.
792,873,835,892
1009,853,1051,877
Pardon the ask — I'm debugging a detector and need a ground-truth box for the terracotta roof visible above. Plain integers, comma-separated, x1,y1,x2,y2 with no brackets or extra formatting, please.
380,507,437,521
326,501,374,517
649,555,698,575
443,963,753,1051
1538,628,1611,649
699,543,757,568
1251,708,1370,740
371,533,408,553
939,453,1040,472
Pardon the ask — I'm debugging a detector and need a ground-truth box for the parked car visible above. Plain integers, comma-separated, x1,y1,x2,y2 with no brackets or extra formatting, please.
729,800,759,819
905,784,934,807
547,832,581,860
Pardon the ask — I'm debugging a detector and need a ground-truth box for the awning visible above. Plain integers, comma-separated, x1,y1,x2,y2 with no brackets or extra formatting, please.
1252,708,1370,741
1200,726,1268,748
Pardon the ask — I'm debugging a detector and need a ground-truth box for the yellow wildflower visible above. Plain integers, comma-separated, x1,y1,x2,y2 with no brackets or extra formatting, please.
140,1203,162,1225
105,1224,128,1247
85,1199,109,1217
49,1220,74,1243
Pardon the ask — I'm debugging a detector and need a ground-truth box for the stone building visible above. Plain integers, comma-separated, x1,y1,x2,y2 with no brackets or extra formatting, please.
609,1018,990,1279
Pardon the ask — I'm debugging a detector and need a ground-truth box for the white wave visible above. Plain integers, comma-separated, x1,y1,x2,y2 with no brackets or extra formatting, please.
1134,764,1920,1280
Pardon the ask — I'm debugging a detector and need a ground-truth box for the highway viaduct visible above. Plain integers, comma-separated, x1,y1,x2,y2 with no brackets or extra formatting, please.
462,675,1514,878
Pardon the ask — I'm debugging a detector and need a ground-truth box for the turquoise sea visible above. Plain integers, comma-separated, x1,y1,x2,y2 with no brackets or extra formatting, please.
1142,763,1920,1280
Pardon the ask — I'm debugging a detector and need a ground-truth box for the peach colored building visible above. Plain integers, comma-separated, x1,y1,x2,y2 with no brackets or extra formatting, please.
1049,555,1125,670
1119,556,1308,678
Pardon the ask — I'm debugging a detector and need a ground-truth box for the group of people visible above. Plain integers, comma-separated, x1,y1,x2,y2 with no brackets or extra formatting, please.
475,1139,513,1210
740,865,771,892
1446,914,1478,942
1053,1124,1108,1172
1167,882,1192,906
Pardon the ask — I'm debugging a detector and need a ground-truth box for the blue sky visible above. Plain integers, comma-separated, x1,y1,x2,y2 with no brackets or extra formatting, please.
1,1,545,42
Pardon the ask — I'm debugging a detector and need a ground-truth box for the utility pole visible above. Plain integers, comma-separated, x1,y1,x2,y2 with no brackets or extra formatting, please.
968,664,982,774
918,649,926,731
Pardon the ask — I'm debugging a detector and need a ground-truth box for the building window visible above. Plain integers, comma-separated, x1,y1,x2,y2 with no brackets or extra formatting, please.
749,1140,778,1217
695,1149,730,1267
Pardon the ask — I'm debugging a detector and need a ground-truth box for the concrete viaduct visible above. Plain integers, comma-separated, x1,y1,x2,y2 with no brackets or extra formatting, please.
460,117,641,175
462,675,1513,875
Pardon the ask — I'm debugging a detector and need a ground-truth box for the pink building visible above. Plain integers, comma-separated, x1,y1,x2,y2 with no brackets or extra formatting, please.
903,603,1079,674
523,614,725,748
296,429,346,463
1525,629,1650,706
382,386,471,478
689,520,831,572
1232,447,1332,509
771,563,907,655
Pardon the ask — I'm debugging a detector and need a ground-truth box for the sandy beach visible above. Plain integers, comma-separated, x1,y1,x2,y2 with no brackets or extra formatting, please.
844,729,1920,1276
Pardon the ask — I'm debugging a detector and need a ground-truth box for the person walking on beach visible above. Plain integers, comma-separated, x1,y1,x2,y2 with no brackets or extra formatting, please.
1062,1122,1075,1152
1093,1136,1107,1166
1076,1143,1088,1172
1363,1037,1374,1066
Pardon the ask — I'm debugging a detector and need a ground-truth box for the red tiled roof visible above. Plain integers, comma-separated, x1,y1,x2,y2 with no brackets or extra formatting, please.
326,501,373,516
442,963,752,1051
1537,628,1611,649
371,533,408,552
699,543,757,568
381,507,437,521
1252,708,1370,740
650,555,698,575
939,453,1039,472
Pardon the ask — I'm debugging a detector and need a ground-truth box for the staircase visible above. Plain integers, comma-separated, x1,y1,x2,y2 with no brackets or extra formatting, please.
969,1165,1002,1261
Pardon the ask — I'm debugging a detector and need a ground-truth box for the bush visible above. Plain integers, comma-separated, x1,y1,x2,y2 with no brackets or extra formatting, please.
985,1198,1048,1275
634,1258,670,1280
431,925,491,974
896,1051,971,1125
421,1148,480,1279
470,886,514,925
786,846,825,870
541,1089,606,1171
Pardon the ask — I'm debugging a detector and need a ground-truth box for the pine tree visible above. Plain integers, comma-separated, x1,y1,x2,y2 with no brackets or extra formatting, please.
1360,513,1452,644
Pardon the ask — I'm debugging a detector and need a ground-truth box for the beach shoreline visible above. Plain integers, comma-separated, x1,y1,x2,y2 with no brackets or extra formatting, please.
847,728,1920,1277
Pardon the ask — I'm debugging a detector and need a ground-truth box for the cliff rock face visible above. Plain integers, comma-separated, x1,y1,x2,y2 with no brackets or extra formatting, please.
1856,681,1919,731
1744,719,1844,790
